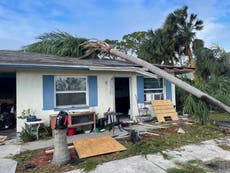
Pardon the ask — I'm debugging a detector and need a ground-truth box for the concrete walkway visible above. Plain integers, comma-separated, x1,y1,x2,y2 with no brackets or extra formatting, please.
66,138,230,173
19,124,159,152
0,139,20,173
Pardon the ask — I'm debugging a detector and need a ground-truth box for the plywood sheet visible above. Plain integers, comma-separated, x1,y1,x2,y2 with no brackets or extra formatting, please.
73,136,126,158
151,100,179,123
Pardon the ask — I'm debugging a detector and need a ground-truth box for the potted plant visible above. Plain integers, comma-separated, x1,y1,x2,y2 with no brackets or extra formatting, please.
18,109,37,122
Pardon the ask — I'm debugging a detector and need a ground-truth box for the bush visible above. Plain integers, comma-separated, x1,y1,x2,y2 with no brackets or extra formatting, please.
38,125,52,139
20,124,36,142
184,94,210,125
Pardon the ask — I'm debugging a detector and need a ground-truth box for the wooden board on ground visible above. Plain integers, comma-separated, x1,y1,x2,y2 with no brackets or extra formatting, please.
73,136,126,158
151,100,179,123
0,135,7,142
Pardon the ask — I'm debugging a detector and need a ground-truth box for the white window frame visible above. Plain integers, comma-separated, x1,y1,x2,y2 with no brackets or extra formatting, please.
54,76,88,108
144,78,163,102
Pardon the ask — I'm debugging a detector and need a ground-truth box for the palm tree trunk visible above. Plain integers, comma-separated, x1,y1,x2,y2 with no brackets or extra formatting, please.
109,50,230,113
83,41,230,113
187,46,196,68
52,129,71,166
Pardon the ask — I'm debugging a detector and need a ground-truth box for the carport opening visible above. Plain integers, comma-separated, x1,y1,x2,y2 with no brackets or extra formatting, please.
0,72,16,138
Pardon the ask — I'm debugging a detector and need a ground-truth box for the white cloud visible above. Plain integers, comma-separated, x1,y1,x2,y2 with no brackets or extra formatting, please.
184,0,230,51
197,20,230,51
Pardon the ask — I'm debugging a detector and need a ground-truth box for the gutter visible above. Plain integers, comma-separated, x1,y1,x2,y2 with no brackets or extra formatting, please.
89,66,158,78
0,63,89,71
0,63,158,78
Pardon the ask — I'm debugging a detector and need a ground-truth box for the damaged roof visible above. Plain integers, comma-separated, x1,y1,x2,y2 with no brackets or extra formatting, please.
0,50,139,70
0,50,194,74
154,64,195,74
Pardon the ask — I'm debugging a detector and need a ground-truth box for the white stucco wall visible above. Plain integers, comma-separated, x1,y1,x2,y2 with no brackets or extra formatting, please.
171,83,176,106
16,69,139,132
16,71,43,132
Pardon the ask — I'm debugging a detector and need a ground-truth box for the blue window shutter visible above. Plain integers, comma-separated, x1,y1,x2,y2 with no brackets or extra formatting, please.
43,75,54,110
88,76,98,106
136,76,144,103
165,80,172,100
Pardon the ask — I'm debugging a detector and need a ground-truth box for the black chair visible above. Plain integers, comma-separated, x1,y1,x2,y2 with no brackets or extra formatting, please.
104,109,122,134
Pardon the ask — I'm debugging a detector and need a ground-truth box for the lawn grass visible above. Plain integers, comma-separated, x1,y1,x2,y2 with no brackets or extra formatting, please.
74,124,222,172
11,150,39,163
218,144,230,151
167,159,205,173
209,112,230,122
167,167,205,173
12,124,223,173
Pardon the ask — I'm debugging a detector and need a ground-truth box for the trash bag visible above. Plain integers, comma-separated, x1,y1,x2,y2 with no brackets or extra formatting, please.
56,111,68,129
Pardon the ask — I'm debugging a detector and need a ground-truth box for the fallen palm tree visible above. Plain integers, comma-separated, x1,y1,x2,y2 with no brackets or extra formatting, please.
82,40,230,113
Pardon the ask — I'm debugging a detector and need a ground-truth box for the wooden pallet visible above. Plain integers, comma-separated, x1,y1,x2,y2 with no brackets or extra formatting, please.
73,136,126,158
151,100,178,122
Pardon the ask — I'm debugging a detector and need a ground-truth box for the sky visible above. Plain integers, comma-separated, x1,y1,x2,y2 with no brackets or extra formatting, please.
0,0,230,51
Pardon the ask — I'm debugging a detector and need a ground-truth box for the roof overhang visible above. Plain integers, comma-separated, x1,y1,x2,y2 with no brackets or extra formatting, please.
0,63,90,71
90,66,158,78
0,63,158,78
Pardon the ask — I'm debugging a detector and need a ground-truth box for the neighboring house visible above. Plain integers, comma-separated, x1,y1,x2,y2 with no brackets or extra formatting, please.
0,50,194,132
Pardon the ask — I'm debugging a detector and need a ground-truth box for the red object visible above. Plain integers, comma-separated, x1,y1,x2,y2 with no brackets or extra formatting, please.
64,115,68,126
67,128,76,136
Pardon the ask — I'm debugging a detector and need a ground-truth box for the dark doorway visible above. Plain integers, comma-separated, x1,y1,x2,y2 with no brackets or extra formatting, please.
0,72,16,133
115,78,130,115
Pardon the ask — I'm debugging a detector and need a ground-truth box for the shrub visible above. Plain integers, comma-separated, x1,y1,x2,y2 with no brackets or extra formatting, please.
20,124,36,142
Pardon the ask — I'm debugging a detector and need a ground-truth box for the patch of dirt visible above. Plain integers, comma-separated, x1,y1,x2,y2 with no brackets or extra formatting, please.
31,151,52,168
17,148,79,172
139,133,161,140
150,126,178,135
148,122,192,135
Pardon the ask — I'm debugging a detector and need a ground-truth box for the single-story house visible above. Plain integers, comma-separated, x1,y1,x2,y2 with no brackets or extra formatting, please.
0,50,194,132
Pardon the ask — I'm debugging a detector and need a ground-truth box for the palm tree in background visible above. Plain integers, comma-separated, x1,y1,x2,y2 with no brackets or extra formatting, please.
138,29,177,65
164,6,203,67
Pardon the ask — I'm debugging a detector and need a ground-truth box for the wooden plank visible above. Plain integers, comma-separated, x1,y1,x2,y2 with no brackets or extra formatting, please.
151,100,172,105
0,135,7,142
157,113,178,119
154,109,176,114
45,145,75,154
73,136,126,158
153,106,174,110
151,100,178,122
68,121,94,128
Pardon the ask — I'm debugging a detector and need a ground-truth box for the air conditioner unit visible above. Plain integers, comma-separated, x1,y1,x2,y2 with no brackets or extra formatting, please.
145,93,163,101
154,93,163,100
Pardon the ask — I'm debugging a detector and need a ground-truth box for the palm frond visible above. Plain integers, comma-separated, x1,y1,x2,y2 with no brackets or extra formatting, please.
23,31,93,58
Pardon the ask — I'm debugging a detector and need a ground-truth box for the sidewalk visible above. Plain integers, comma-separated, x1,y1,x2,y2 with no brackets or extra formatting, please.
0,138,20,173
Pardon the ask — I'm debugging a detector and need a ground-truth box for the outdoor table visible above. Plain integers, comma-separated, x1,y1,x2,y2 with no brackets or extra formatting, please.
25,120,44,140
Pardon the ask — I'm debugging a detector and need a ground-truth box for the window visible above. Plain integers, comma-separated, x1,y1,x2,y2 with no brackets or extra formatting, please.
144,78,163,101
55,76,87,107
